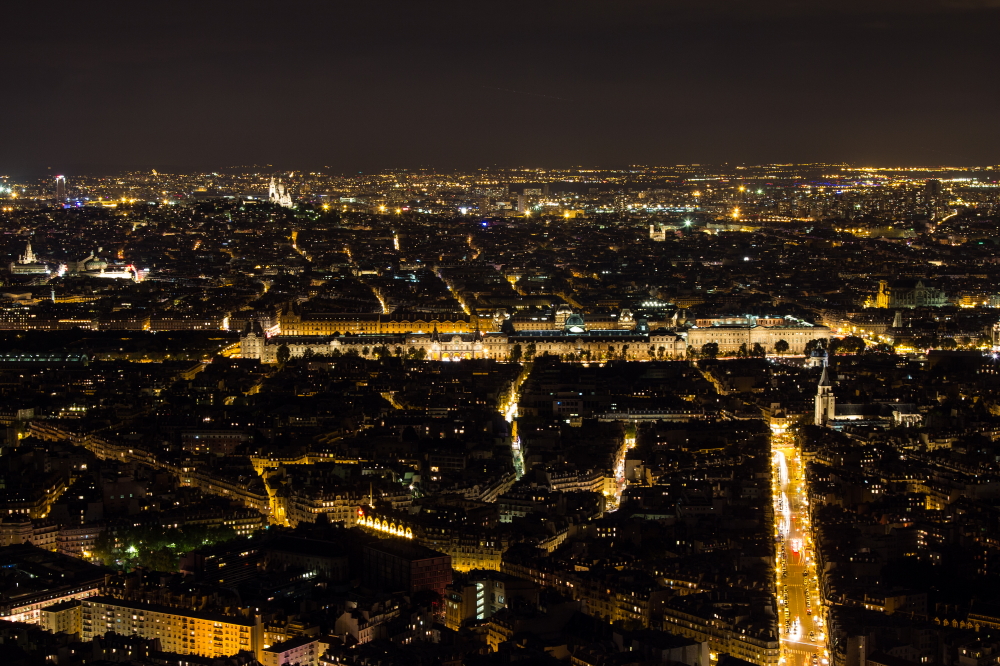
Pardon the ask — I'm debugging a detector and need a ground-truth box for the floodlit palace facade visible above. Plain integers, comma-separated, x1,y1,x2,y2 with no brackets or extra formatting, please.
239,306,827,363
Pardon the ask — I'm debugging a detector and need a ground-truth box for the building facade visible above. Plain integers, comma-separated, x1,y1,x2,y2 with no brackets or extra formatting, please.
81,597,263,660
262,635,322,666
876,279,947,309
40,600,82,637
686,324,831,355
9,241,49,275
241,323,687,364
277,305,484,336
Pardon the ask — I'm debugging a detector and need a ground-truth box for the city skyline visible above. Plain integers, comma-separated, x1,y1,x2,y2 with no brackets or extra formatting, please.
1,150,1000,666
3,4,1000,666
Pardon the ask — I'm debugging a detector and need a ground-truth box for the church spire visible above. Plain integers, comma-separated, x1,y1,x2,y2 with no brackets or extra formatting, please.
815,364,835,426
818,364,831,387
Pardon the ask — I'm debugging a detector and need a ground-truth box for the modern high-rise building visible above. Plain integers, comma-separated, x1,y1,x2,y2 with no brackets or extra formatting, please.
55,175,66,202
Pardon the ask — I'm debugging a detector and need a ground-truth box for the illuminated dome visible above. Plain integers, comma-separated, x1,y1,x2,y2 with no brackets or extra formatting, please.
84,255,108,271
564,313,586,334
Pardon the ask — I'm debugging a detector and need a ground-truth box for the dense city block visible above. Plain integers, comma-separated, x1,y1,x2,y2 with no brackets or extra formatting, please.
1,165,1000,666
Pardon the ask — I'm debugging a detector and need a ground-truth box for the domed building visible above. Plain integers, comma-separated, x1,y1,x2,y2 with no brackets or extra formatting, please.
70,249,138,281
79,251,108,274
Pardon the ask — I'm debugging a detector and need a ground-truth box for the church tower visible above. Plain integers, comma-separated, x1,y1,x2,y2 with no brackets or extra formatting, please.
19,240,36,264
814,365,836,427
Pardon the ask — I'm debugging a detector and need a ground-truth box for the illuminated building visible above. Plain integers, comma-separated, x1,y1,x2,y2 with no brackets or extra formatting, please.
66,250,143,281
40,599,82,637
0,545,106,625
241,324,509,363
430,533,508,573
262,635,323,666
8,240,50,275
513,328,685,360
268,177,294,208
876,279,947,309
286,488,368,528
814,365,836,427
0,474,70,519
81,597,263,660
57,524,104,559
242,321,689,364
358,507,509,573
686,323,831,355
277,305,484,335
0,519,59,550
658,597,780,666
277,310,381,335
55,175,66,202
357,510,415,540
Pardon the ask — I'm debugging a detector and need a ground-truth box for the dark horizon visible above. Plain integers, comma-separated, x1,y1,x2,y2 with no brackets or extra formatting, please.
3,160,998,184
4,0,999,174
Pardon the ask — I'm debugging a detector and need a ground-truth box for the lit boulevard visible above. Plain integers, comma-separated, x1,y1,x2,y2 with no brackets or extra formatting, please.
772,425,828,666
501,363,530,479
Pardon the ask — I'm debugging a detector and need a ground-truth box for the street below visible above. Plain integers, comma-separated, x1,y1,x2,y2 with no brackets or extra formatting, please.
772,426,829,666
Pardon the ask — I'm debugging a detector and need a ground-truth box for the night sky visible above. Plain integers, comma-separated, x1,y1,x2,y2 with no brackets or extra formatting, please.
3,1,999,174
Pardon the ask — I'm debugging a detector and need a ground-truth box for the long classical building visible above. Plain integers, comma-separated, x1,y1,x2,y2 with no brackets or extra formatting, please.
685,323,831,355
240,321,687,364
276,304,658,337
277,304,488,335
244,311,826,363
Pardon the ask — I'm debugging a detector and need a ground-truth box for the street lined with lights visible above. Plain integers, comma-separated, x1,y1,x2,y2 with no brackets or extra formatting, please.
772,425,828,666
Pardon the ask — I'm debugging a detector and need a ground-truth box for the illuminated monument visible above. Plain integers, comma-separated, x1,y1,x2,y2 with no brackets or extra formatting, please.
269,177,294,208
70,249,143,281
9,240,50,275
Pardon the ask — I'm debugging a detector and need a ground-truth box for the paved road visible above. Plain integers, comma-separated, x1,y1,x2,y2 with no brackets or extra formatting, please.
773,430,829,666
